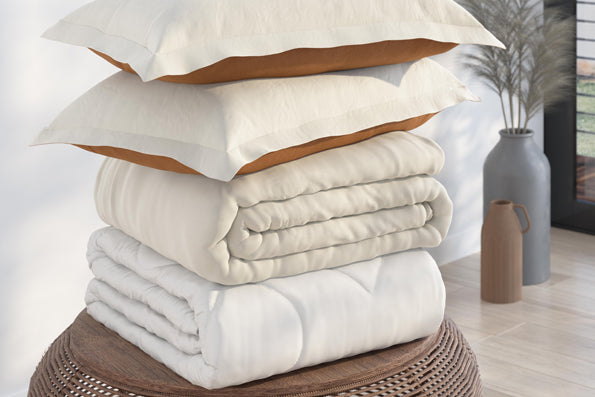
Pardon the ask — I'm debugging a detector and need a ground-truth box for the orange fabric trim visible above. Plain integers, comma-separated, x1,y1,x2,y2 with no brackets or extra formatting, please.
91,39,457,84
74,113,437,177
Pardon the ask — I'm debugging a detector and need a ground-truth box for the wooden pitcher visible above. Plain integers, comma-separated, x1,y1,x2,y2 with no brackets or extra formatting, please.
481,199,531,303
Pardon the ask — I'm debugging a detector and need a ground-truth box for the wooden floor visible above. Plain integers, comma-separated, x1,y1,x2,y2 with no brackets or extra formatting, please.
440,227,595,396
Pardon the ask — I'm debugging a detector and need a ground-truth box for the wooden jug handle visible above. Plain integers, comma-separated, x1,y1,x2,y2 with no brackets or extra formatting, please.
514,204,531,234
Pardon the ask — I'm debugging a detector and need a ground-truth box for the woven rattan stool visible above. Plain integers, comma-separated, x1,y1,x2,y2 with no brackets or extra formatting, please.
29,311,482,396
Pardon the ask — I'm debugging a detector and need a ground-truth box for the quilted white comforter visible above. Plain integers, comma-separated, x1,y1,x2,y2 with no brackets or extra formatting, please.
85,227,446,389
95,131,452,285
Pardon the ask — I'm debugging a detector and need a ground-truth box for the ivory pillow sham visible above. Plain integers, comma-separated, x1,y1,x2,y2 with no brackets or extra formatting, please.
32,58,478,182
42,0,503,83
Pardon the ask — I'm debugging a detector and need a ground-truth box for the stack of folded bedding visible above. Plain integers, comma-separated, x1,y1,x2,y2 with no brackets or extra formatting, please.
34,0,502,389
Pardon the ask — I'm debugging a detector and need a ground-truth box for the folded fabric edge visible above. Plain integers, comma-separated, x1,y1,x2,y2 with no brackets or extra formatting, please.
42,17,503,82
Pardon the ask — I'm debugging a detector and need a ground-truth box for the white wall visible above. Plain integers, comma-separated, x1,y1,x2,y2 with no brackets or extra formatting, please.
0,3,542,396
0,2,112,396
421,49,544,265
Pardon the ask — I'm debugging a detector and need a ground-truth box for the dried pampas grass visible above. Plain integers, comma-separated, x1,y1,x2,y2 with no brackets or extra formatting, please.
461,0,574,134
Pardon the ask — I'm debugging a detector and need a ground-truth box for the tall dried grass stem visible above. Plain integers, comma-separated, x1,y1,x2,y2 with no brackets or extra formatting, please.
461,0,574,134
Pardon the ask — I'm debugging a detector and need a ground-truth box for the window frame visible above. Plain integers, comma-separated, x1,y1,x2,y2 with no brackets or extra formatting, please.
545,0,595,234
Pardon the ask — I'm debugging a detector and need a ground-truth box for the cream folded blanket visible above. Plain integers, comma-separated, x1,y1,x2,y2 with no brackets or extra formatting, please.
85,227,446,389
95,131,452,285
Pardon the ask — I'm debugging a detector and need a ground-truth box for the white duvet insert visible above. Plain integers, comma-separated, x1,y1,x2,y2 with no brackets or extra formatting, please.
85,227,446,389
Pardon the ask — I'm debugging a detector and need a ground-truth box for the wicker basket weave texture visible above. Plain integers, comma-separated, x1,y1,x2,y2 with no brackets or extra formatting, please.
28,311,482,397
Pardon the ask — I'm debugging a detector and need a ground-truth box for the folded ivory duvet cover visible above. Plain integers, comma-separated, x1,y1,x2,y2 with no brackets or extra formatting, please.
85,227,446,389
95,131,452,285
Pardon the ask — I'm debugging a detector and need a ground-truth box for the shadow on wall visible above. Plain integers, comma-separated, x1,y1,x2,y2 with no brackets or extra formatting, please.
420,48,543,265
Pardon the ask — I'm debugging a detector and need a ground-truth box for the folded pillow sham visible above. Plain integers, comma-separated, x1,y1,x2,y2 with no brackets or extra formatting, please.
32,58,478,182
42,0,503,83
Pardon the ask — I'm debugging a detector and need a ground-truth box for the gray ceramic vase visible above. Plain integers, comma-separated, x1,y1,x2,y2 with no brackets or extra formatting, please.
483,130,551,285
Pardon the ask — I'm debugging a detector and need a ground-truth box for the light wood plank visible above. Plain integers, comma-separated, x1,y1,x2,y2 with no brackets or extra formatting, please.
522,284,595,318
550,228,595,257
497,322,595,364
441,227,595,395
448,286,595,342
483,388,516,397
454,323,493,344
441,253,481,288
476,336,595,388
548,255,595,282
548,277,595,300
478,354,595,397
443,279,464,294
445,286,525,336
532,271,570,287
